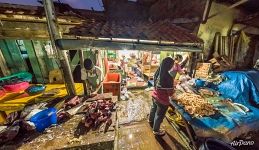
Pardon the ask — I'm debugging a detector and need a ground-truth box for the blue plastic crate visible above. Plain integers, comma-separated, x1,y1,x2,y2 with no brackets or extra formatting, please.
30,108,57,132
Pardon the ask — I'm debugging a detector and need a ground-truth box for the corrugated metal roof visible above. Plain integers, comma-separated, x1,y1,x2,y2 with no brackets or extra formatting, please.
68,19,203,44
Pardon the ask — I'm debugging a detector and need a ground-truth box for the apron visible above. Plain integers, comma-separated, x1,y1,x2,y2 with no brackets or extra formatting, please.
86,68,99,93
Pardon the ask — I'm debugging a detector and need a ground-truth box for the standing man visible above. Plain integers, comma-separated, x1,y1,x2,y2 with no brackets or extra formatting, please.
81,58,103,96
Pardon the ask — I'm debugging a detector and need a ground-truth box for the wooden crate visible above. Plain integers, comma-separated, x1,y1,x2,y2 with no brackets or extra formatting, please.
195,63,211,79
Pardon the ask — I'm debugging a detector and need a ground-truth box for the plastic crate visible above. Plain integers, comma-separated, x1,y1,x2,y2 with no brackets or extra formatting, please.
109,69,126,79
103,73,121,97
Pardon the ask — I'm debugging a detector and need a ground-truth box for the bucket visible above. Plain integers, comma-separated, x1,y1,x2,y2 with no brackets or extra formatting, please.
30,108,57,132
199,138,236,150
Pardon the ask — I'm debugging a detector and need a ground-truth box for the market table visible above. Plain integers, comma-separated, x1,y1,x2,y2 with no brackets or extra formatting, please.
168,95,259,149
1,95,118,150
0,83,84,124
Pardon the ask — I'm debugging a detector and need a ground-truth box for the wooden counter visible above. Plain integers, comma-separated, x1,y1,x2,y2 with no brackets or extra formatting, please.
1,96,118,150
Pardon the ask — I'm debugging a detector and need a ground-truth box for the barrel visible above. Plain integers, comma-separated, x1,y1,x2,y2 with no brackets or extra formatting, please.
199,138,236,150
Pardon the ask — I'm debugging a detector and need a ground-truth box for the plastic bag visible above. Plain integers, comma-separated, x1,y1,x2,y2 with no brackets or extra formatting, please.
127,96,150,123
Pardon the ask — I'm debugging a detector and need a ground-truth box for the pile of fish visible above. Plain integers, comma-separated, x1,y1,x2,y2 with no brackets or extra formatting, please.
175,93,216,117
82,99,115,132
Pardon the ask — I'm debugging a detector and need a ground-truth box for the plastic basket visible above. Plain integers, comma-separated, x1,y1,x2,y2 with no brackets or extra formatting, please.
30,108,57,132
3,82,30,93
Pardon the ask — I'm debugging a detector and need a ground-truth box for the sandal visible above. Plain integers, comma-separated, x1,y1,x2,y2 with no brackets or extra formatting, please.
153,130,166,136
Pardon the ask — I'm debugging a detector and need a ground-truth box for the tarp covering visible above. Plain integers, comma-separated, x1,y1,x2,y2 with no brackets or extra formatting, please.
170,97,259,142
171,70,259,142
218,70,259,105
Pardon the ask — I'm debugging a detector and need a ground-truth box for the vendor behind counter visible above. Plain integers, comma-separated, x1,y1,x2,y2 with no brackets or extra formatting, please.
81,58,104,95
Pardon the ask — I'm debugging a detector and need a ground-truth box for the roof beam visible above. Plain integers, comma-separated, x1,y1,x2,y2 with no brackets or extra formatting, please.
56,39,203,52
0,14,82,25
208,0,249,19
172,17,200,24
235,11,259,23
202,0,213,24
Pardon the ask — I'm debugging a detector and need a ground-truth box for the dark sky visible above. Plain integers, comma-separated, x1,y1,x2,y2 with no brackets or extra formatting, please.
0,0,104,11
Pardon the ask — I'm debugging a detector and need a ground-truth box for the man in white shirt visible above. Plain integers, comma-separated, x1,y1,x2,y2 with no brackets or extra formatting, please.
81,58,103,96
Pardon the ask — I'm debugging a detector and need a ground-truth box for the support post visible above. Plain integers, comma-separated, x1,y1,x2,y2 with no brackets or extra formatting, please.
78,50,88,95
42,0,76,95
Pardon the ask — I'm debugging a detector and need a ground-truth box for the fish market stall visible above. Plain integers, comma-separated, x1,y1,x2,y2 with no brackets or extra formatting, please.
0,93,118,150
167,70,259,149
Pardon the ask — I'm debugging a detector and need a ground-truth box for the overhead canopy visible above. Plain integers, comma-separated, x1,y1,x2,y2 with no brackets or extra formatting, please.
56,38,203,52
58,19,204,52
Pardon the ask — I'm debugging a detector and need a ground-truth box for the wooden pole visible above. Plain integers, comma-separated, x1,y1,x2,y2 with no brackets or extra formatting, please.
42,0,76,95
78,50,88,95
202,0,213,24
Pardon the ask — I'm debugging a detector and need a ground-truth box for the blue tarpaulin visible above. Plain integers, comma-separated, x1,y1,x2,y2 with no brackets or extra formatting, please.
218,70,259,105
171,70,259,142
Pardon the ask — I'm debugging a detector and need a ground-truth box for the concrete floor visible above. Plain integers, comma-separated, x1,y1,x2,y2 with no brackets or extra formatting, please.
116,89,188,150
117,120,188,150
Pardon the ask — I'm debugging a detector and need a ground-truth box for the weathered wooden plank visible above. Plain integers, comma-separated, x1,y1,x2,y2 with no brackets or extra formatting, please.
0,49,10,76
39,40,56,72
0,39,13,74
32,40,49,82
23,40,45,83
70,51,79,72
3,39,27,72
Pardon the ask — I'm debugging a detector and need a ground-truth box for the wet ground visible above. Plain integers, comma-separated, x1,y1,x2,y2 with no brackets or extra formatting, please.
118,120,188,150
117,89,188,150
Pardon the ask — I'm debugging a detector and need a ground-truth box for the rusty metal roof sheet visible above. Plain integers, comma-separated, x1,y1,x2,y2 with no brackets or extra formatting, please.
68,19,203,44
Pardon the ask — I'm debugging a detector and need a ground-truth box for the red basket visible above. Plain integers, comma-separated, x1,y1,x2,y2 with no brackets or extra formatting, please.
4,82,30,93
103,73,121,97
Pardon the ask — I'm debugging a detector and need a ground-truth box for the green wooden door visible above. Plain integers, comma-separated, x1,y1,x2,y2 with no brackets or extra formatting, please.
0,39,27,73
23,40,45,83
